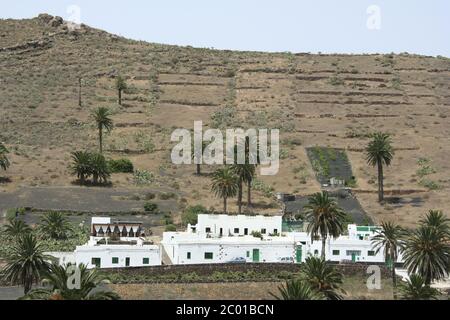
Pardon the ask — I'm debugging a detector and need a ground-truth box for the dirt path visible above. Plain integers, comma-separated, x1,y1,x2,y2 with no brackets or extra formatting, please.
0,186,180,214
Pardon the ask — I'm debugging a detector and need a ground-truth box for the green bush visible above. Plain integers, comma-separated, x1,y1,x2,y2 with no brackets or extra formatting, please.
182,205,207,226
165,224,177,232
108,158,134,173
143,202,159,213
159,192,177,200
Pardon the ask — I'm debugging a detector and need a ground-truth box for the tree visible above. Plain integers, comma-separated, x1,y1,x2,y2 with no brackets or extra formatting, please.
40,212,72,240
115,75,127,106
89,153,110,184
419,210,450,238
402,225,450,285
91,107,113,154
69,151,92,184
21,263,120,300
365,132,394,202
303,191,347,259
300,257,345,300
211,166,238,214
270,279,324,300
371,221,405,299
182,205,207,226
1,234,51,294
191,140,208,175
4,218,31,238
399,274,440,300
0,142,10,171
231,164,255,214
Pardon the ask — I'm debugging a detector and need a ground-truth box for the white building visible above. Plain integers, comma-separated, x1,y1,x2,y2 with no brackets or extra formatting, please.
48,217,161,269
161,214,401,265
188,214,282,237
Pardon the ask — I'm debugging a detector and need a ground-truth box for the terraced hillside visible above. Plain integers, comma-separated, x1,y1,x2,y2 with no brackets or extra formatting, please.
1,14,449,227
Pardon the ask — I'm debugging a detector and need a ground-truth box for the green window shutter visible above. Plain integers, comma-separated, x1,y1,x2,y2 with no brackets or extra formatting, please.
143,258,149,264
332,250,340,255
204,252,213,260
112,257,119,264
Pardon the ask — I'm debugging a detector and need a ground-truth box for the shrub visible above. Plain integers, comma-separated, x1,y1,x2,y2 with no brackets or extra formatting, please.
108,158,134,173
133,170,154,185
143,202,159,214
159,192,177,200
182,205,207,226
165,224,177,232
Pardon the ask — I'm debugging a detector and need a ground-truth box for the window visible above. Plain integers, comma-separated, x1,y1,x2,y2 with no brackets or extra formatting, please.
205,227,211,233
234,228,239,234
246,251,250,257
261,228,266,234
204,252,213,260
112,257,119,264
187,252,191,259
314,250,319,256
273,229,278,235
332,250,340,256
143,258,149,265
368,250,376,256
91,258,101,268
346,250,361,256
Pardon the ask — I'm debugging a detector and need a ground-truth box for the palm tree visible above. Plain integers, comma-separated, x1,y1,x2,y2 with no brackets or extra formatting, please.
191,140,208,175
1,234,51,294
402,225,450,285
115,75,127,105
371,221,405,299
419,210,450,238
92,107,113,154
0,142,10,171
211,166,238,214
300,256,345,300
365,132,394,202
21,263,120,300
231,164,255,214
40,212,72,240
270,279,324,300
69,151,92,184
4,218,31,238
399,274,440,300
303,191,347,259
89,152,110,184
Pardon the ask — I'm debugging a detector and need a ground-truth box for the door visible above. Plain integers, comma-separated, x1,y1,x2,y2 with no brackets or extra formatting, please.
219,228,223,236
244,228,248,235
125,257,130,267
351,253,356,263
296,246,302,263
252,249,260,262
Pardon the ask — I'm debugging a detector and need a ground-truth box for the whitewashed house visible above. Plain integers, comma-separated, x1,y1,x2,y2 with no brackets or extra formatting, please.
162,214,401,265
48,217,161,269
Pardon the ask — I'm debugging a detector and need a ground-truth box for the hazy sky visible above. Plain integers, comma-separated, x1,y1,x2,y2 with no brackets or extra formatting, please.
1,0,449,56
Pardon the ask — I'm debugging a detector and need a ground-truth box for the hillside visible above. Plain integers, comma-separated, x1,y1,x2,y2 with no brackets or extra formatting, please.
1,14,450,227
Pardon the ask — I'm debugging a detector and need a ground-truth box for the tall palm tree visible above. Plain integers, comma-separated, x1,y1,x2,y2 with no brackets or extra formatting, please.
69,151,92,184
300,257,346,300
21,263,120,300
115,75,127,106
40,212,72,240
419,210,450,238
365,132,394,202
191,140,208,175
0,142,10,171
270,279,324,300
303,191,347,259
399,274,440,300
371,221,405,299
211,166,238,214
91,107,113,154
402,225,450,285
231,164,255,214
1,234,51,294
4,218,32,238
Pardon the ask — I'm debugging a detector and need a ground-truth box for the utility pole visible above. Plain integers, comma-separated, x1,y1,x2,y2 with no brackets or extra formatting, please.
78,77,82,107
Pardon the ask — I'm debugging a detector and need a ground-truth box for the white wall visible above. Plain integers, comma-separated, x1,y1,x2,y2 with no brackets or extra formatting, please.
195,214,282,237
74,245,161,269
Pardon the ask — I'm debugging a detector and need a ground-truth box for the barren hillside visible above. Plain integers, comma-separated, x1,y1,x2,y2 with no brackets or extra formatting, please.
1,14,449,227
